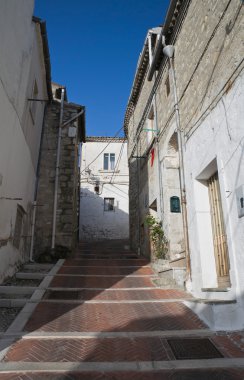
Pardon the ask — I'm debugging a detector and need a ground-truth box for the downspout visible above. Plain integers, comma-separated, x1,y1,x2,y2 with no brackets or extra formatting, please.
163,45,191,279
148,33,164,223
29,103,48,262
136,135,141,256
51,88,65,249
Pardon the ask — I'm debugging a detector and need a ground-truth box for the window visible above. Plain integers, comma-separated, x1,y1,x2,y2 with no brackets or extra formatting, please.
103,153,115,170
30,80,38,123
104,198,115,211
13,205,25,249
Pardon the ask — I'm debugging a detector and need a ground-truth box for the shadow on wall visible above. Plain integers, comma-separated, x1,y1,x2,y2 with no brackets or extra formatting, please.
79,187,129,241
128,155,151,259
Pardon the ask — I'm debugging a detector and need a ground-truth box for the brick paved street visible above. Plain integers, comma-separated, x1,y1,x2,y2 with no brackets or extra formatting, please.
0,240,244,379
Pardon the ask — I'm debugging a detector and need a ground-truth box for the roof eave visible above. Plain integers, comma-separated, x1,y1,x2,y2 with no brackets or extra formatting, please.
32,17,53,101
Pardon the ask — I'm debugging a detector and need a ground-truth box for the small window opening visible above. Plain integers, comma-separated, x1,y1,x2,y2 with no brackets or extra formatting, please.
170,196,181,213
104,198,115,211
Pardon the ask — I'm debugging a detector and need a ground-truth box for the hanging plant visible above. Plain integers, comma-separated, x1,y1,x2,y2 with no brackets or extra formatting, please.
145,214,168,259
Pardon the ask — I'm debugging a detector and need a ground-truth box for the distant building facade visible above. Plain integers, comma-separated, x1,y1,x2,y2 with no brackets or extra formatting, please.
79,137,129,241
124,0,244,329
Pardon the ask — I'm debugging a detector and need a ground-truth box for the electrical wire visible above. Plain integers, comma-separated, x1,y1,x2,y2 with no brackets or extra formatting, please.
80,126,125,174
109,139,126,183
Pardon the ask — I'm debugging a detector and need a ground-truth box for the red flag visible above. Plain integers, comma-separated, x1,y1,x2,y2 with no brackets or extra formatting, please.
150,148,155,167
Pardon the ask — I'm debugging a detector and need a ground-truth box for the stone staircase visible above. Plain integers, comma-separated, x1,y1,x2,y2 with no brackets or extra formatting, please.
0,241,244,378
0,263,54,317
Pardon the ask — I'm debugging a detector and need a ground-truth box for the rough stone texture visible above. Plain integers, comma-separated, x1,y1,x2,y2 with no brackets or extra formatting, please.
34,101,81,257
126,1,244,258
125,0,244,328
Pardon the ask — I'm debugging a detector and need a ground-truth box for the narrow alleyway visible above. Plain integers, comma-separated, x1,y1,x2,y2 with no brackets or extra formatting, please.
0,241,244,379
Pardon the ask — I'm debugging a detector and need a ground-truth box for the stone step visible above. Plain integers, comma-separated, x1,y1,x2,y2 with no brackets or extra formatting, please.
0,359,244,374
3,334,243,362
0,299,27,307
23,264,53,272
15,273,45,280
0,286,37,294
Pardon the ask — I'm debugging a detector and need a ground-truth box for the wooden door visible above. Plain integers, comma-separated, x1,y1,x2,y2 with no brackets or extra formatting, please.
208,172,230,287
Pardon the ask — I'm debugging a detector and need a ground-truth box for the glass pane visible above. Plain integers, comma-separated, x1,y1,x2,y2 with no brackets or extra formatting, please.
108,198,114,210
110,154,115,170
104,153,109,170
104,198,109,211
104,198,114,211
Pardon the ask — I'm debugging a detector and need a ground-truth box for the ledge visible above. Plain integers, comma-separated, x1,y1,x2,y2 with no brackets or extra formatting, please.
201,288,229,292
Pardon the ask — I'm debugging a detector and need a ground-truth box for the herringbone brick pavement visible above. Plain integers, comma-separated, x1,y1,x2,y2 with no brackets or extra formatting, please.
4,337,175,362
1,240,244,379
63,259,149,267
24,301,206,332
58,266,154,275
43,288,192,301
49,275,155,288
1,369,244,380
5,335,244,362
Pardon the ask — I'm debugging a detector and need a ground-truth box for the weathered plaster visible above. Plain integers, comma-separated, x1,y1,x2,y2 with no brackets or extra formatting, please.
79,140,129,241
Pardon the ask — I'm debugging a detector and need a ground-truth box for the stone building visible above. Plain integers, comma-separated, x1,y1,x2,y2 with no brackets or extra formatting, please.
34,86,86,257
79,137,129,241
0,1,51,282
124,0,244,329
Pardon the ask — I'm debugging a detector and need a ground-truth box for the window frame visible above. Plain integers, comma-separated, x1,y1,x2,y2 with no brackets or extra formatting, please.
104,197,115,212
103,153,115,171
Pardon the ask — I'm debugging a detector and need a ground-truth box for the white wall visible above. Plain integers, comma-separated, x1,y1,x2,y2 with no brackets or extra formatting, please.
0,1,47,282
79,140,129,240
185,71,244,328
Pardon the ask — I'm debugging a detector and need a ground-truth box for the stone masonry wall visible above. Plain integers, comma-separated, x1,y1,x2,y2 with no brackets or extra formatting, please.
34,101,80,257
127,0,244,255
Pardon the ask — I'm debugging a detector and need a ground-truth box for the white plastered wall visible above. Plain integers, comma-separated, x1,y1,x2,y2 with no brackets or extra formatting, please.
79,141,129,240
184,71,244,329
0,1,47,282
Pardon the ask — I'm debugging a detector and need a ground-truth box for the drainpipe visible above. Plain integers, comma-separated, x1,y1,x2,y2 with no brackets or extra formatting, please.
148,33,164,224
29,201,37,262
29,103,48,262
163,45,191,279
51,88,65,249
136,135,141,256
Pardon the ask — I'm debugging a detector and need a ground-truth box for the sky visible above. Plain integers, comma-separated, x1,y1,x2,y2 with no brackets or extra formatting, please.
35,0,169,137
